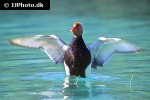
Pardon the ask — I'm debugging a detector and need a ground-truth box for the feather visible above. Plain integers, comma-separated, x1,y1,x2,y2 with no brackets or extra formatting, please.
88,37,143,69
9,35,68,64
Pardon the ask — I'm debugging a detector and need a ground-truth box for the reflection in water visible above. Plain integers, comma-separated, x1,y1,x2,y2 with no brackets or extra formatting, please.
31,76,92,99
31,74,116,100
63,76,92,99
0,0,149,99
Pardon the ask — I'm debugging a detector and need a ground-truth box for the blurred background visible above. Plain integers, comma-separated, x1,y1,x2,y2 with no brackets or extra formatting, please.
0,0,150,100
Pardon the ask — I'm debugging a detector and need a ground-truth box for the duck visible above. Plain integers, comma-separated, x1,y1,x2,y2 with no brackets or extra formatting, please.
10,22,142,78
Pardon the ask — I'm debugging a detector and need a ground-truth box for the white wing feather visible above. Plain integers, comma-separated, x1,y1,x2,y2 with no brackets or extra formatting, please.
89,37,142,69
10,35,68,64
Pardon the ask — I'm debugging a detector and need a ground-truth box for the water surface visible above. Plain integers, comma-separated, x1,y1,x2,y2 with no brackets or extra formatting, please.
0,0,150,100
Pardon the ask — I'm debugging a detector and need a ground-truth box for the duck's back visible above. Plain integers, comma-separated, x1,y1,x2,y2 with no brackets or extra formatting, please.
64,36,91,77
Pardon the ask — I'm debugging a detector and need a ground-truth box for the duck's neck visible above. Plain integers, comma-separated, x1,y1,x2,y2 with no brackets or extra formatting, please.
70,36,87,49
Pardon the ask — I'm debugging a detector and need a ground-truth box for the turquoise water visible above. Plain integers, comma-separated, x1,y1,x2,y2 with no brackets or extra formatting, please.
0,0,150,100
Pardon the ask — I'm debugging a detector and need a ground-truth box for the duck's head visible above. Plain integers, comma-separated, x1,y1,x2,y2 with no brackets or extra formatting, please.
70,22,83,36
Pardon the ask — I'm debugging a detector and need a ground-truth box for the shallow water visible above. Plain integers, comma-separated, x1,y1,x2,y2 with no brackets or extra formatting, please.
0,0,150,100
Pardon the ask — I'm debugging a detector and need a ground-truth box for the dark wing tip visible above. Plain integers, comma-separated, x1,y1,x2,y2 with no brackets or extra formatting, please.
130,48,144,53
137,48,144,52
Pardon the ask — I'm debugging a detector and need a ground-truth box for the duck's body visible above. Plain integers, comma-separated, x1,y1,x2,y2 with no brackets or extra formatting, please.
10,22,143,78
64,36,91,77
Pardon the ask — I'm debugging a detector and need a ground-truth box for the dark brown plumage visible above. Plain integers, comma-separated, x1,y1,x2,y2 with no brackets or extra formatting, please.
64,36,91,77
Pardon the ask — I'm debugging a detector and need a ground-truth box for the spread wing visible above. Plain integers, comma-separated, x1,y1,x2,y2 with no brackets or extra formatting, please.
88,37,143,69
9,35,68,64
